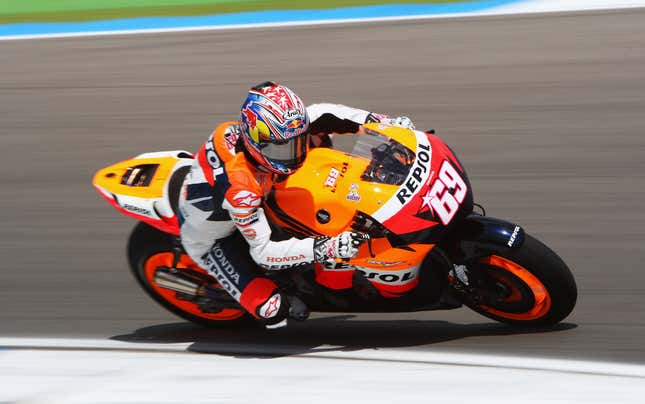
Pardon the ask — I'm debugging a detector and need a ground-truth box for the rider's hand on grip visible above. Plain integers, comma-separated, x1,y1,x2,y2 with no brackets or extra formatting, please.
390,116,415,130
313,232,368,262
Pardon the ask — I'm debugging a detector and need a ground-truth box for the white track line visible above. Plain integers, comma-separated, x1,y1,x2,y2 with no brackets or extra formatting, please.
2,337,645,378
494,0,645,13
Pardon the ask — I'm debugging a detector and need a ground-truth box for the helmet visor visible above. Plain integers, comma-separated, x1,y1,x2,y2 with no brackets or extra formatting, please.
261,133,308,170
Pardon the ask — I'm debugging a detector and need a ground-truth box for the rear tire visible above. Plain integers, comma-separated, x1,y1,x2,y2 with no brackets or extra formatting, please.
127,222,253,328
465,234,577,326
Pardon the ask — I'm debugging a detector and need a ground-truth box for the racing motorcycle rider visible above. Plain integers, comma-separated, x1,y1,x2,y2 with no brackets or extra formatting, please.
178,81,415,328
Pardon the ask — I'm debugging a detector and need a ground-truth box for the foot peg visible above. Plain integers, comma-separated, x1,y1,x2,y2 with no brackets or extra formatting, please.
287,295,309,322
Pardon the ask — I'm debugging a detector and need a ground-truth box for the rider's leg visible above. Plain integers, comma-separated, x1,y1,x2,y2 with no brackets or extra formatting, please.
183,231,307,326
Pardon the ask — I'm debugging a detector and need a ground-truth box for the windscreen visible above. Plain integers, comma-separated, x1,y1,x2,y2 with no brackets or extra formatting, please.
350,130,416,186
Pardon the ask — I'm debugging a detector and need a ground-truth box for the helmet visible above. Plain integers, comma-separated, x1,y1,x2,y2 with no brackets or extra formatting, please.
239,82,310,175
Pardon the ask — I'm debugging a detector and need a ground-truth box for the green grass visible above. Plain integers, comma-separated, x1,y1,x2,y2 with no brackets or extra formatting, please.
0,0,464,24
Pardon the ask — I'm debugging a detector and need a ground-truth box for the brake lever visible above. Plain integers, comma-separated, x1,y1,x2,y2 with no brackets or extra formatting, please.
364,234,376,258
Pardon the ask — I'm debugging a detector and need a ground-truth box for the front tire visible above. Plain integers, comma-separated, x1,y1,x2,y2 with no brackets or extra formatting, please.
127,222,252,328
465,234,577,326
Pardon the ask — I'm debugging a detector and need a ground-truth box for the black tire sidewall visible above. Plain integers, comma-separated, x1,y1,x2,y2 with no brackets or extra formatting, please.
468,233,577,326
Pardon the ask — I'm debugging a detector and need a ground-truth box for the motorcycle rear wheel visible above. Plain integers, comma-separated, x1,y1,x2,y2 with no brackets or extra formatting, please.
127,222,253,328
466,234,577,326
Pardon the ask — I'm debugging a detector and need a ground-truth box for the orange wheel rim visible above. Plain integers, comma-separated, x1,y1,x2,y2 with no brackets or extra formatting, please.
479,255,551,321
143,252,245,321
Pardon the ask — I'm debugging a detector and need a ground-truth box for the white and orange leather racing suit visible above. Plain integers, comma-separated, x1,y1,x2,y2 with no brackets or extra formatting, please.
178,103,406,325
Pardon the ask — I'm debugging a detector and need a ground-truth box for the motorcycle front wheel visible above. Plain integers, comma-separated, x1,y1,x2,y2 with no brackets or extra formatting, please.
465,234,577,326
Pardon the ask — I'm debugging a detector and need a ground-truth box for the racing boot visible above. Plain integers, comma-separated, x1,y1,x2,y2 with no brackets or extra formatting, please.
261,293,309,330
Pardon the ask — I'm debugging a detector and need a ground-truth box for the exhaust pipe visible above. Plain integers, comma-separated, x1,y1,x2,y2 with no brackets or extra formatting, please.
153,267,202,296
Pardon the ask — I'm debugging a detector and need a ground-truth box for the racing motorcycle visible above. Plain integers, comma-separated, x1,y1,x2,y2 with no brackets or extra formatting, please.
92,123,577,327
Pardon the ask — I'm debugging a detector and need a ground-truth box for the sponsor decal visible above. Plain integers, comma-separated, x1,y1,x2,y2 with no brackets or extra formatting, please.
420,161,467,225
365,260,404,267
242,107,271,143
201,247,241,298
232,190,261,208
232,211,259,227
286,118,305,133
507,226,521,247
396,143,431,204
121,203,152,217
224,125,241,153
327,162,348,193
322,261,416,284
204,135,224,176
316,209,331,224
283,109,300,120
263,263,307,270
259,294,281,319
355,266,418,285
266,255,306,263
243,108,257,129
346,183,361,202
324,167,340,188
242,228,257,240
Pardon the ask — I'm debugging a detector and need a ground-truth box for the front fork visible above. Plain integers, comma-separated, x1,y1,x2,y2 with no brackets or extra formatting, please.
437,213,526,303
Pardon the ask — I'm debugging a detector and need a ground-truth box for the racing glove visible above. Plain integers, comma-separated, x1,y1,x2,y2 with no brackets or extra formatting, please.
366,113,416,130
313,232,368,262
390,116,416,130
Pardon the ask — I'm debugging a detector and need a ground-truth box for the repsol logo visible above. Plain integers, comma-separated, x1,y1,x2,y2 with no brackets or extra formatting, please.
122,203,152,217
263,263,305,270
266,255,306,263
232,211,259,227
355,268,416,284
508,226,521,247
396,143,431,204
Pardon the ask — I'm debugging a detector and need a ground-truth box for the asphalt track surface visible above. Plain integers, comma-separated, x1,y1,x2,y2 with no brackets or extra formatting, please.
1,9,644,363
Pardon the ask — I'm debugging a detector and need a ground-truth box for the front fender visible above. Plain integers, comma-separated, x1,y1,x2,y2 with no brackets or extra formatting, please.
440,214,525,263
